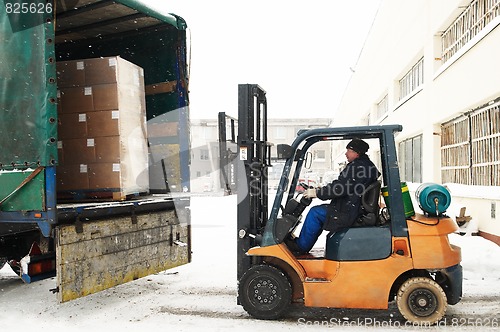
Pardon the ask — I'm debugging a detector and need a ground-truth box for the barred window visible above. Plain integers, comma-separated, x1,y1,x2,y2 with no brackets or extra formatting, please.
441,0,500,63
441,101,500,186
440,116,471,184
398,135,422,183
399,58,424,100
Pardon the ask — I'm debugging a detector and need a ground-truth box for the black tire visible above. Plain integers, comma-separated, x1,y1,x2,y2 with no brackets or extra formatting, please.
238,264,292,320
397,277,447,325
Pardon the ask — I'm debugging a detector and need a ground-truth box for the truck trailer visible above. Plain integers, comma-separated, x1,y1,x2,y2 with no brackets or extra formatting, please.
0,0,191,302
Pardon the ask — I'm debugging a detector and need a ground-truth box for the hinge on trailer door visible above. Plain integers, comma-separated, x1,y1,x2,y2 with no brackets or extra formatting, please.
173,232,187,246
130,206,137,224
75,214,83,234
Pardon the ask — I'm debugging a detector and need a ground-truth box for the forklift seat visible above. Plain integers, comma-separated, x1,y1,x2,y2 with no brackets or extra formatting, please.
324,180,392,261
354,180,381,227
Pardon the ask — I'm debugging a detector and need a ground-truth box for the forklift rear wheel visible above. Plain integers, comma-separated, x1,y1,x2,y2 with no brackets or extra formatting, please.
238,264,292,320
397,277,447,325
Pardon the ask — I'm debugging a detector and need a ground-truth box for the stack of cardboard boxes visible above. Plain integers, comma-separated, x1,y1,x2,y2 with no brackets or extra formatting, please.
56,56,149,200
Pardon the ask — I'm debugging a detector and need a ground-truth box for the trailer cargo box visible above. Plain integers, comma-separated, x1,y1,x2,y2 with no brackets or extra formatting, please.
0,0,191,302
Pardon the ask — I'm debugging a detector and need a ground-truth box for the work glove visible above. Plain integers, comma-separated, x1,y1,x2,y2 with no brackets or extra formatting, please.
304,188,317,198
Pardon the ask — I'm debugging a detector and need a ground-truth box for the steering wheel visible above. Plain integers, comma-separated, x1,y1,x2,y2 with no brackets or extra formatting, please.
280,182,310,213
297,182,309,192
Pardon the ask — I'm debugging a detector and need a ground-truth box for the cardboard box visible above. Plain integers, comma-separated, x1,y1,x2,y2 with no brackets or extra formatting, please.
85,56,144,87
56,60,86,88
58,87,94,113
86,110,120,137
57,141,64,164
94,136,121,163
58,84,123,113
57,56,145,114
58,112,88,140
92,84,119,111
58,132,149,195
58,136,125,164
58,109,142,139
57,56,144,87
84,57,120,85
87,162,149,194
88,163,121,189
58,138,96,165
57,164,89,191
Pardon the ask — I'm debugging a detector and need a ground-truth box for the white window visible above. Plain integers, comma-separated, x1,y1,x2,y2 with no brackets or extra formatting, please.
359,114,370,126
200,149,209,160
200,125,212,140
313,150,326,161
376,95,388,120
399,58,424,101
275,127,286,139
399,135,422,183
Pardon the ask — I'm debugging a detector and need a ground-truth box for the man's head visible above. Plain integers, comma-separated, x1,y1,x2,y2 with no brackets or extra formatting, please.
345,138,369,162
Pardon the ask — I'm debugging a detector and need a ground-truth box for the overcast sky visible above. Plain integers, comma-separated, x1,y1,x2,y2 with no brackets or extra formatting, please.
145,0,381,120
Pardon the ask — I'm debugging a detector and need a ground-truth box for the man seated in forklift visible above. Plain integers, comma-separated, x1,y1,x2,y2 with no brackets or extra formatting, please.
286,138,380,255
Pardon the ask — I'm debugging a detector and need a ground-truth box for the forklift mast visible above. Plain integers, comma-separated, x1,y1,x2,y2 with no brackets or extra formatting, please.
217,112,238,195
236,84,272,281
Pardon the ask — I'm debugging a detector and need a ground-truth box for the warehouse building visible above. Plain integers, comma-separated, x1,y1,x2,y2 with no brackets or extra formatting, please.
335,0,500,244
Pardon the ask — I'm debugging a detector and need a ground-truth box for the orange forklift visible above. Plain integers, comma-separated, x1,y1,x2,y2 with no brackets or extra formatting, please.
229,84,462,325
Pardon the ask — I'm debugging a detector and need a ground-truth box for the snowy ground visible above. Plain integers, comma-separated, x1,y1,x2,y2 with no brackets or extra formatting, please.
1,195,499,331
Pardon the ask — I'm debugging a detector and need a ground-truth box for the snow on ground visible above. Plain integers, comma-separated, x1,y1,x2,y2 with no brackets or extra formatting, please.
1,195,499,331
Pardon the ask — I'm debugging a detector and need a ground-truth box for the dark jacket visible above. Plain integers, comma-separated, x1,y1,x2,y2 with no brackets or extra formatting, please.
316,154,380,232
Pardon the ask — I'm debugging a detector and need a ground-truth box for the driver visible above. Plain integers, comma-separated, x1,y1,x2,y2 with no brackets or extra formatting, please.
286,138,380,255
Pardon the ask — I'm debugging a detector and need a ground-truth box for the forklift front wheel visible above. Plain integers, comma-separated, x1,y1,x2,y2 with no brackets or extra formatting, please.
238,264,292,320
397,277,447,325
